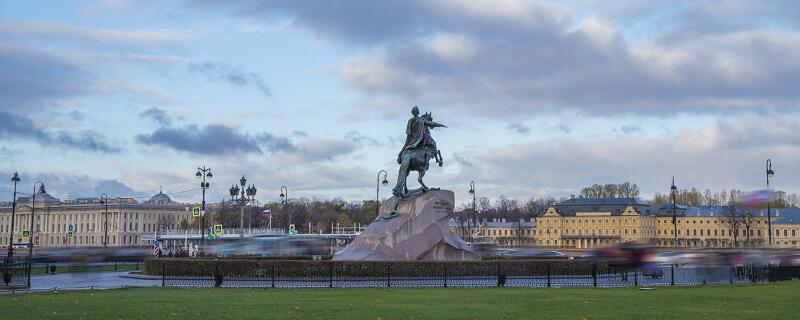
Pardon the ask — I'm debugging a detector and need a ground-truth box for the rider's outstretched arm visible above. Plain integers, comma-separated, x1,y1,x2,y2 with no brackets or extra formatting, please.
427,121,447,128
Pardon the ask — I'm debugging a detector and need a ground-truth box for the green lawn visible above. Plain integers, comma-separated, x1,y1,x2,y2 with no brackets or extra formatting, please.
2,281,798,320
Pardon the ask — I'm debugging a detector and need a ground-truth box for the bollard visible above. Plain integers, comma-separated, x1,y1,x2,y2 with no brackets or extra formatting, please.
592,263,597,287
161,263,166,287
634,270,638,287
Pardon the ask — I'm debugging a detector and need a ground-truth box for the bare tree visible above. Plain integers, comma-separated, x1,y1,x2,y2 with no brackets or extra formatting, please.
740,211,757,247
721,205,741,248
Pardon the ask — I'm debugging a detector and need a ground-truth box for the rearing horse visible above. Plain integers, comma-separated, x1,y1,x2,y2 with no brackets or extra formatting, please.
391,111,446,200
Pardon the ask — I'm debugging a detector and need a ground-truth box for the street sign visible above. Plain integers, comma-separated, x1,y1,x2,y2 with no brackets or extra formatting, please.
68,225,74,232
200,210,206,217
213,224,223,235
21,229,29,239
289,224,297,235
192,206,201,217
67,231,74,239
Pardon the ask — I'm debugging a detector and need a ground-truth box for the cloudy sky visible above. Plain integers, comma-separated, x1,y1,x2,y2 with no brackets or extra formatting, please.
1,0,799,205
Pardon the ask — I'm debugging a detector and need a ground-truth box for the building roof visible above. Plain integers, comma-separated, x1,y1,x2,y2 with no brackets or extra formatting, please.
773,208,800,225
18,191,61,205
149,190,172,204
556,197,650,206
553,197,655,216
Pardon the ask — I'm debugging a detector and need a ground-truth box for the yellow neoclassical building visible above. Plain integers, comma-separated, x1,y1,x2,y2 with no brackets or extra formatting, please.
454,198,800,249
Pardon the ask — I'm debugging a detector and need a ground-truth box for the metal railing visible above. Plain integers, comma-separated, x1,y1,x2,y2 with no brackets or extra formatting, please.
154,260,776,289
1,256,31,289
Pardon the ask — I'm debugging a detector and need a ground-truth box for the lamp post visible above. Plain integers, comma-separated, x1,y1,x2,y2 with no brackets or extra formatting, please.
469,181,476,240
229,175,256,239
246,184,257,234
671,177,678,248
196,167,212,241
100,193,110,248
376,170,388,218
7,172,21,259
280,186,289,232
29,181,44,257
766,159,774,247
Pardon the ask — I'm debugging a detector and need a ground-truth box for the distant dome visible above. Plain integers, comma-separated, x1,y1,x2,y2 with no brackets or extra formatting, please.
150,190,172,204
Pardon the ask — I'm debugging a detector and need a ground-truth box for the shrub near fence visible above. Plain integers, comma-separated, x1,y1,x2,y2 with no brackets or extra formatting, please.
147,258,615,288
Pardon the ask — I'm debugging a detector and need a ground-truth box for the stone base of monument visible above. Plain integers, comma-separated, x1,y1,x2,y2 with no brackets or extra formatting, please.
333,189,479,261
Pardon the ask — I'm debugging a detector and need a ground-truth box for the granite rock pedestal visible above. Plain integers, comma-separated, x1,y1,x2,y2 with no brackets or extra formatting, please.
333,189,478,261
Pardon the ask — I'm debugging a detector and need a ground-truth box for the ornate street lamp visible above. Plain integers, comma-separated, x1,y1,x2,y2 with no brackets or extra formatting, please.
196,167,212,241
29,181,44,257
100,193,110,248
228,175,254,239
766,159,774,246
280,186,289,232
469,181,477,240
246,184,257,233
376,170,388,218
671,177,678,248
7,172,21,259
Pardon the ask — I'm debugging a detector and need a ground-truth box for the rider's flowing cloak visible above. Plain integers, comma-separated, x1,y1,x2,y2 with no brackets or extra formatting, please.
401,116,429,151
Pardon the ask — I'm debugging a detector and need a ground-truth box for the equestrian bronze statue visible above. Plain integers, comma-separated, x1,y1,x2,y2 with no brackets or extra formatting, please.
391,106,447,205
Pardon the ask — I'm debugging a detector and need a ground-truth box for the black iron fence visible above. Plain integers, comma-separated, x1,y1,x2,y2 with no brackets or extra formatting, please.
149,259,777,288
1,256,31,290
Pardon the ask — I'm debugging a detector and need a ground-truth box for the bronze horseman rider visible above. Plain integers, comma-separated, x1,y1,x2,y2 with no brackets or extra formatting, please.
392,106,446,199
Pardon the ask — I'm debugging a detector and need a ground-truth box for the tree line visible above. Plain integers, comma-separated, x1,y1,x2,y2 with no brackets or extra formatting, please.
177,181,800,233
652,188,800,208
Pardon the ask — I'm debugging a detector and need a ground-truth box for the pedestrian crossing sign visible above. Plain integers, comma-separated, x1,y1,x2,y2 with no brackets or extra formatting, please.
67,231,74,239
213,224,223,235
192,206,201,217
68,225,73,232
21,229,29,239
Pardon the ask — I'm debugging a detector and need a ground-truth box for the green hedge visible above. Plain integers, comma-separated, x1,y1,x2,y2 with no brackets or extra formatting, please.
145,258,609,278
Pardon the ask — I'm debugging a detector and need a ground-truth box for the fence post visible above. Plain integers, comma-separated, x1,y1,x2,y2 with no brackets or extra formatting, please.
136,260,139,270
26,256,32,289
729,266,733,284
633,269,638,287
671,265,675,286
386,263,391,288
496,262,500,287
546,264,551,288
440,263,445,288
161,263,165,287
329,262,334,288
271,262,275,288
592,263,597,287
115,261,118,271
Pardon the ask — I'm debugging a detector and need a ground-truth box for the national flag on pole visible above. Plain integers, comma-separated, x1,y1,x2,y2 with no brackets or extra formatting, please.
262,209,271,217
743,189,773,208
